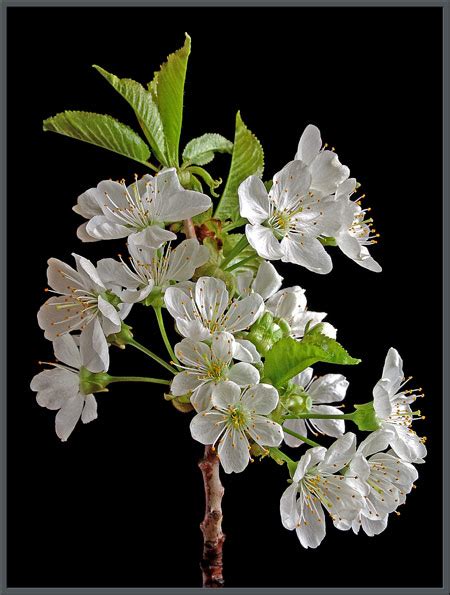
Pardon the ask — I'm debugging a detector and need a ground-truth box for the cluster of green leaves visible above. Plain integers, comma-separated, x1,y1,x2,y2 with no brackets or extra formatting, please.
43,34,263,227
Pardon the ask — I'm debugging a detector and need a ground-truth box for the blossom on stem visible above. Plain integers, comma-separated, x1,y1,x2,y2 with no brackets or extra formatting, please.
74,169,211,246
294,124,350,195
238,160,342,273
372,348,426,463
283,367,349,445
171,332,260,412
333,178,382,272
164,277,264,360
190,381,283,473
95,237,209,304
30,335,100,441
345,429,419,536
280,433,365,548
37,253,129,371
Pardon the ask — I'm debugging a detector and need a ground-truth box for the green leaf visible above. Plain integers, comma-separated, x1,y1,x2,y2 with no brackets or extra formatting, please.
43,111,151,165
214,111,264,222
150,33,191,167
182,133,233,166
352,402,381,431
264,335,361,388
93,65,167,165
222,233,261,273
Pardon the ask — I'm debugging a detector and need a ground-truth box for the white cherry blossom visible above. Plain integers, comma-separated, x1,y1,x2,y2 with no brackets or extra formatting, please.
37,253,130,372
238,161,342,273
373,348,427,463
236,261,283,301
190,381,283,473
295,124,350,195
283,368,349,445
95,237,209,304
345,429,419,536
333,178,382,272
280,433,365,548
30,335,100,441
74,169,211,246
164,276,264,346
171,332,260,412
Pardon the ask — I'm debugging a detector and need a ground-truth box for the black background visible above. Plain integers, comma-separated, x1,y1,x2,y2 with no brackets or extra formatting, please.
7,6,443,589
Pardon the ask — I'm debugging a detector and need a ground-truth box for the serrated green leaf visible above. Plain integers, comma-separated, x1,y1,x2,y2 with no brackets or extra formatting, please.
150,33,191,167
182,133,233,166
214,111,264,222
43,111,151,165
264,335,360,388
93,65,167,165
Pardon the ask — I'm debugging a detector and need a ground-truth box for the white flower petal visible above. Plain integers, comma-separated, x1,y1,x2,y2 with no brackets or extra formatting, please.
241,383,279,414
295,124,322,166
212,381,241,409
309,150,350,194
358,428,395,457
319,433,356,472
293,447,326,482
76,222,98,243
283,418,308,447
174,337,210,368
190,411,227,445
280,482,300,530
247,415,283,447
225,293,264,333
373,379,393,419
310,405,345,438
97,295,121,331
131,225,177,248
381,347,404,395
79,318,109,372
166,239,209,282
96,258,141,290
252,261,283,300
55,393,85,441
191,382,215,412
270,160,312,212
360,515,388,537
31,369,79,409
281,235,332,274
238,175,270,224
52,334,81,369
295,495,326,548
73,188,104,219
218,427,250,474
233,339,262,364
292,368,314,388
245,224,284,260
47,258,84,294
228,362,260,386
195,277,229,325
37,295,87,340
171,372,203,397
309,374,349,404
211,332,235,364
81,394,98,424
85,215,131,240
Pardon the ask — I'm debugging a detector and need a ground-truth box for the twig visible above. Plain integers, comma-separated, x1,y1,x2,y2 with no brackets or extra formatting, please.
198,446,225,588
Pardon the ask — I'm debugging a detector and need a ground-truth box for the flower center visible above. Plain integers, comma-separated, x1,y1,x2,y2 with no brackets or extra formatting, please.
103,179,156,231
227,406,248,429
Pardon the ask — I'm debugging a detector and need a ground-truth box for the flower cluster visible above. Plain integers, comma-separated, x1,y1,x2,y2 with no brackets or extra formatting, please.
31,123,425,553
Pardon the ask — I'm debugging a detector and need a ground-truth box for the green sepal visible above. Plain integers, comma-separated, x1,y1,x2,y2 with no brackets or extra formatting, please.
108,323,134,347
247,312,284,356
79,367,111,395
319,236,338,247
352,401,382,431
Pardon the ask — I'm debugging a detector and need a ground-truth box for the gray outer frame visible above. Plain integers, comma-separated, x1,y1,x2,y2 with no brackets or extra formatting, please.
0,1,448,594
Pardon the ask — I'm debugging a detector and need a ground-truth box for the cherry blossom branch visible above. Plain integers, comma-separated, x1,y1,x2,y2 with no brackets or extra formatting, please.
283,427,321,447
198,446,225,588
107,375,171,385
183,218,226,587
153,306,179,365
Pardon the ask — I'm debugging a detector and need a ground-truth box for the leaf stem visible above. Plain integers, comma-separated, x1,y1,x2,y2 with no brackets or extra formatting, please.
268,447,295,465
107,375,170,386
220,235,249,269
144,160,160,173
283,427,321,447
154,306,179,365
128,338,177,374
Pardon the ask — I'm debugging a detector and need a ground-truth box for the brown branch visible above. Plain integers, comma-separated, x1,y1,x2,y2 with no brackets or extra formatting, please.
183,219,225,587
198,446,225,588
183,218,197,240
